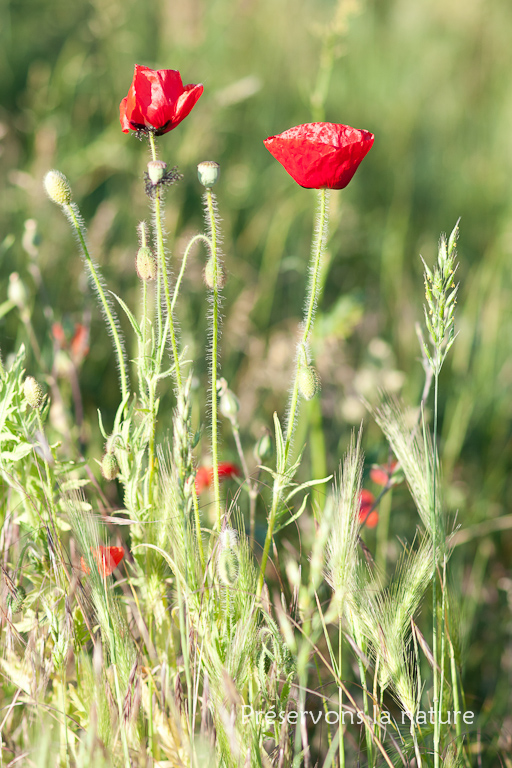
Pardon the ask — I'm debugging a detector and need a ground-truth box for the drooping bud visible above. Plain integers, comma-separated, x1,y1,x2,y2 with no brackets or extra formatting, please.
203,257,226,290
8,273,28,308
254,432,273,463
23,376,45,409
197,161,220,188
147,160,167,184
136,246,157,281
101,452,119,481
44,170,72,206
219,387,239,421
297,365,320,401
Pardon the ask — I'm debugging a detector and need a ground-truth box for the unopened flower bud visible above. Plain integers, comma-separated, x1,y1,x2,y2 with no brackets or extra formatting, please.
44,170,72,206
254,432,273,463
298,365,320,401
136,246,157,281
101,452,119,481
23,376,44,409
8,273,28,308
204,257,226,290
197,161,220,188
217,548,239,586
219,388,239,420
147,160,167,184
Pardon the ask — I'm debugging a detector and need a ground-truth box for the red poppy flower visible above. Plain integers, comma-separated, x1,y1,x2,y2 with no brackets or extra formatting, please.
264,122,374,190
80,546,125,578
358,489,378,529
120,65,203,136
370,461,398,487
195,462,240,494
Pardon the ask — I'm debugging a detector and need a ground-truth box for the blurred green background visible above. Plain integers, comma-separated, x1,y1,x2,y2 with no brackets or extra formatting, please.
1,0,512,757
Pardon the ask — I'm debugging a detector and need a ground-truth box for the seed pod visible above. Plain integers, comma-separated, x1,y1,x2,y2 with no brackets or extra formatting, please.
217,548,239,587
203,257,226,290
44,170,72,206
147,160,167,184
297,365,320,401
197,161,220,188
101,452,119,481
6,585,26,613
23,376,45,409
136,246,157,281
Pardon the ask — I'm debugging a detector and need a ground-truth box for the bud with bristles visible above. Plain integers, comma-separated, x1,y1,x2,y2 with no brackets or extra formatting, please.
197,161,220,188
23,376,44,408
217,548,239,586
204,257,226,290
298,365,320,401
147,160,167,184
44,170,72,206
136,246,157,281
101,452,119,481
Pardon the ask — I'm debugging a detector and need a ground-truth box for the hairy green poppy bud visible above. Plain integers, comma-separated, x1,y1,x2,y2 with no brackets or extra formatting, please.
147,160,167,184
44,170,72,206
204,257,226,290
217,548,239,586
7,585,26,613
8,273,28,308
136,246,157,281
254,432,273,463
197,161,220,188
23,376,44,409
101,452,119,481
219,388,239,420
297,365,320,401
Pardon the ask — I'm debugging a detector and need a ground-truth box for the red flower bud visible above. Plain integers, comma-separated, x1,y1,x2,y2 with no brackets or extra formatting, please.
120,65,203,136
264,122,374,190
370,461,398,487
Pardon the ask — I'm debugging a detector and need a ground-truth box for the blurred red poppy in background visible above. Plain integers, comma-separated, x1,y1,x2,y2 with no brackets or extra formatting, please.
80,546,125,578
370,460,398,487
120,66,203,135
195,462,240,494
264,122,374,190
358,489,379,528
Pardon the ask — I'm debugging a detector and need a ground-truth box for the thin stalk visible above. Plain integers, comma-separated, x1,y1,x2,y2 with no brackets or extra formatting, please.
338,614,345,768
256,484,280,596
205,188,222,529
148,132,182,390
171,234,212,312
432,370,440,768
60,671,71,768
35,410,61,554
284,188,329,464
148,616,154,758
65,204,129,404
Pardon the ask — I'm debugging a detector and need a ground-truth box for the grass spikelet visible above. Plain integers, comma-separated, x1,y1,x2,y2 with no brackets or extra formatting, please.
372,396,443,539
324,428,363,609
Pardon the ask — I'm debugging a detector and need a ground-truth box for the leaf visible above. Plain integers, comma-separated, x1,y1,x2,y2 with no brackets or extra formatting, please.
110,291,142,341
1,442,33,462
59,478,90,493
284,474,332,503
274,494,309,534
